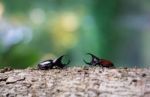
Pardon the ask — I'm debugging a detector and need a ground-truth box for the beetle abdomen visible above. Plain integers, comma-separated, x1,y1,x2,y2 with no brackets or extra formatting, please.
99,59,114,68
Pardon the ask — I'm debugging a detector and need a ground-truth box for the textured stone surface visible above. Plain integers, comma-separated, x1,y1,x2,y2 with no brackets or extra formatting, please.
0,67,150,97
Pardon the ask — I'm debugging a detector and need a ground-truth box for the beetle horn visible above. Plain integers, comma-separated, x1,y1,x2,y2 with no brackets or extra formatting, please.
86,53,99,60
55,55,64,64
83,53,100,65
83,59,91,65
55,55,70,65
66,59,70,65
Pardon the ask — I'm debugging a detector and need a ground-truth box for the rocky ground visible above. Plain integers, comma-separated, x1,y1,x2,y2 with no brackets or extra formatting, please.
0,67,150,97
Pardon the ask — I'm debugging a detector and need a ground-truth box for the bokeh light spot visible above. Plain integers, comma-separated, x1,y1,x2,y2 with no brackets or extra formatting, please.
0,2,4,19
29,8,46,25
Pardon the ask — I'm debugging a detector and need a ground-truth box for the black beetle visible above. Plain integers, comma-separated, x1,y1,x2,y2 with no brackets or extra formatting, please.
38,55,70,70
83,53,115,68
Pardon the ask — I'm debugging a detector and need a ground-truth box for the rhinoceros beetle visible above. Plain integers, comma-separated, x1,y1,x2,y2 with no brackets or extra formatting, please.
83,53,115,68
38,55,70,70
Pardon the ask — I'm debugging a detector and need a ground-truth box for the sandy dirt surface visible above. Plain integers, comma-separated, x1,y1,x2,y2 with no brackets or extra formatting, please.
0,67,150,97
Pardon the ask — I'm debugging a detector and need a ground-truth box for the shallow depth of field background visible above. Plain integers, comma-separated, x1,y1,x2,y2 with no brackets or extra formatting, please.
0,0,150,68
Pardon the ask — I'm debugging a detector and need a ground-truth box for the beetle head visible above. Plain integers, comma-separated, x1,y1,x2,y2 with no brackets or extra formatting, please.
54,55,70,68
83,53,100,66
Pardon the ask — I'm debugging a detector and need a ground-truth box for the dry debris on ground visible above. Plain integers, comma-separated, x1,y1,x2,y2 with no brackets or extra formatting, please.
0,67,150,97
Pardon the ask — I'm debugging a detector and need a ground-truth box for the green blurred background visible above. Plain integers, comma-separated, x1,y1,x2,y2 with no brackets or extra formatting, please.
0,0,150,68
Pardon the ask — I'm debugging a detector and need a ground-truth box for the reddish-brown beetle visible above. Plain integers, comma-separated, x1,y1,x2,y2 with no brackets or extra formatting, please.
83,53,115,68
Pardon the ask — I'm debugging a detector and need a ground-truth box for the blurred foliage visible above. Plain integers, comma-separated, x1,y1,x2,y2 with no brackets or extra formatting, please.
0,0,150,68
